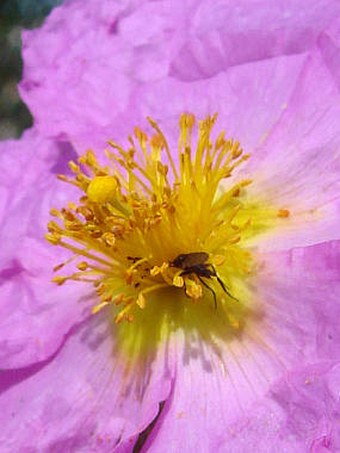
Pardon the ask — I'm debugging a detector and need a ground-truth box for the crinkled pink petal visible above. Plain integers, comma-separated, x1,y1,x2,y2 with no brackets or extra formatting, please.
19,0,340,151
136,53,306,153
143,241,340,451
0,129,77,253
245,53,340,250
170,0,340,81
271,362,340,451
0,239,91,369
206,362,340,452
19,0,182,151
143,329,284,451
318,16,340,90
0,130,92,368
147,363,340,452
257,240,340,363
0,312,174,452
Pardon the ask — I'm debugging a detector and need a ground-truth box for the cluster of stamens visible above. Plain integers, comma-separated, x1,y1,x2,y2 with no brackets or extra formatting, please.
46,113,256,323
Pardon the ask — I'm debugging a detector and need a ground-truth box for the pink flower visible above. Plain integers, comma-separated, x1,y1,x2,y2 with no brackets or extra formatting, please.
1,0,340,451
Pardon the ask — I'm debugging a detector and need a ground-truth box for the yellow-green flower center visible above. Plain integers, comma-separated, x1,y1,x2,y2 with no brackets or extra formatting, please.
46,113,289,357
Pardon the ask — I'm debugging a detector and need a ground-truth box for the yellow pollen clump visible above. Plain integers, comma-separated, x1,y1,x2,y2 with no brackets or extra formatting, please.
47,113,289,328
87,175,117,203
277,208,290,218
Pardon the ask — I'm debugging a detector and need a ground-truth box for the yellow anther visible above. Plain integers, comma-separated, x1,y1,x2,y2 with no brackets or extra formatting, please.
136,293,146,309
87,175,117,203
49,208,60,217
69,161,80,173
151,262,169,277
52,276,68,285
228,314,240,329
92,301,109,314
228,235,241,244
150,134,163,149
173,274,184,288
45,233,61,245
185,280,203,300
53,263,65,272
277,208,290,218
115,304,133,324
150,266,161,277
102,232,116,246
77,261,88,271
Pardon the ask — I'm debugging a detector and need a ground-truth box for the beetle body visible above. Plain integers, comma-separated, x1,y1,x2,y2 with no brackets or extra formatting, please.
170,252,236,308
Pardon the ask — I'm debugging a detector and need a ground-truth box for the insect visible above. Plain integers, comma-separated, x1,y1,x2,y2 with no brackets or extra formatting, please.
170,252,237,308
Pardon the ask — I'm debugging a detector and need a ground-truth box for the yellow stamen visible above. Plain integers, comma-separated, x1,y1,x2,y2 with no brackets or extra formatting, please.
47,113,290,347
277,208,290,218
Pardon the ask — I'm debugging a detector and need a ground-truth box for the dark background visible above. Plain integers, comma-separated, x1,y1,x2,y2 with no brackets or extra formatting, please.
0,0,62,139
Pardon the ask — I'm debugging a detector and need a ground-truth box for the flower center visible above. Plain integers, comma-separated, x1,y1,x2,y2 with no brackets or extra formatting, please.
47,113,289,351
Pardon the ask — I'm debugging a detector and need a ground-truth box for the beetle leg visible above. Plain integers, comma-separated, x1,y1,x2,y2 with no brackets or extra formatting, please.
216,275,238,301
197,276,217,309
206,264,238,301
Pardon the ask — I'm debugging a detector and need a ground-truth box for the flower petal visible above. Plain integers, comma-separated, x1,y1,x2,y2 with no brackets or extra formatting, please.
143,240,340,450
0,239,91,369
19,0,179,150
0,313,173,451
137,53,307,153
257,240,340,362
19,0,340,152
318,16,340,89
170,0,340,81
246,53,340,250
0,130,90,368
270,362,340,451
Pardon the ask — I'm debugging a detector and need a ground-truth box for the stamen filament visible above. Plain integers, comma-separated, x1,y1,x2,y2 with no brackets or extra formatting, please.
48,112,290,325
